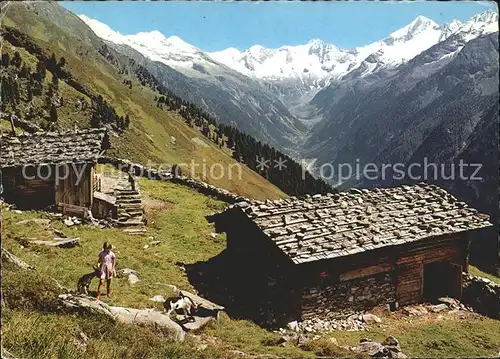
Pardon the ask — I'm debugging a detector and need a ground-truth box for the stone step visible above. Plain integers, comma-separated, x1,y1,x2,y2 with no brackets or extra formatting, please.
118,216,143,223
116,197,142,202
115,190,140,195
115,192,141,197
115,219,145,227
118,214,140,219
119,210,143,217
116,198,142,204
118,211,143,218
118,212,142,218
122,227,147,235
118,208,142,215
117,202,143,209
117,207,142,212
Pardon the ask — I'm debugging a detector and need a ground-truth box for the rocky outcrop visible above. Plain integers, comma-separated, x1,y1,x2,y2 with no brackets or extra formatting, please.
1,247,35,270
115,268,140,285
58,294,185,341
462,273,500,319
30,237,80,248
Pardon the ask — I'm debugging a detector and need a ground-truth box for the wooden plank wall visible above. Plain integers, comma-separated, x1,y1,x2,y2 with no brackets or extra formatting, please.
396,240,463,305
55,164,93,208
1,168,55,209
340,263,394,282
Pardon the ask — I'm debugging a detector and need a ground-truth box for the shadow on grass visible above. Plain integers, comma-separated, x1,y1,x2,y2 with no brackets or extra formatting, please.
184,250,266,326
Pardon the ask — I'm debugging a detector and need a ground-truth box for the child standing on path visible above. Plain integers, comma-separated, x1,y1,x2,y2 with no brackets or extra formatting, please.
96,242,116,300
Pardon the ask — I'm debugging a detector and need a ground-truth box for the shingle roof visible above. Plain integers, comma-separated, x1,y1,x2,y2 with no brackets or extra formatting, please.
226,183,492,264
0,128,109,168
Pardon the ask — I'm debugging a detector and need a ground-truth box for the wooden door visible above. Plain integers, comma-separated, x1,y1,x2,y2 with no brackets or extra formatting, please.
448,263,463,299
423,262,462,300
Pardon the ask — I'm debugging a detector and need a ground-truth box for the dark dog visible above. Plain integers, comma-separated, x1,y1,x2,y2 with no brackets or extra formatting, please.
77,266,100,295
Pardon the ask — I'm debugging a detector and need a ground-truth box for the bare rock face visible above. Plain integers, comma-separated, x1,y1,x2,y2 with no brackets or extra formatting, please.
462,273,500,319
286,320,300,332
356,340,386,356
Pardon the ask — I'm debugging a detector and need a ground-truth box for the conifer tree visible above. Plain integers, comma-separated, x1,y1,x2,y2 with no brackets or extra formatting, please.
36,60,46,81
48,53,57,69
52,73,59,91
49,104,58,122
20,64,30,78
27,85,33,102
58,56,66,68
1,53,10,67
12,51,22,68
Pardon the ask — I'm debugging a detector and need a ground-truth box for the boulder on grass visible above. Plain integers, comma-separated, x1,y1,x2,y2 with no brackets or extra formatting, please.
58,294,185,341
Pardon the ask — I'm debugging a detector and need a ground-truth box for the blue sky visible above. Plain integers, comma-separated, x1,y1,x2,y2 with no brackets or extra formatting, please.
62,1,497,51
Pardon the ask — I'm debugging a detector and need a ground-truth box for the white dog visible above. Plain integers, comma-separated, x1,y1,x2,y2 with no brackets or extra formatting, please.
163,291,198,322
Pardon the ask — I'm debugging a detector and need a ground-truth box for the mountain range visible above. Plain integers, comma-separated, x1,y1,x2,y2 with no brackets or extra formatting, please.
80,10,498,149
210,12,497,84
81,9,499,270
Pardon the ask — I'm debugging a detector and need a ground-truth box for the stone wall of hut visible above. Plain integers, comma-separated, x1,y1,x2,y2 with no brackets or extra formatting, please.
301,272,396,320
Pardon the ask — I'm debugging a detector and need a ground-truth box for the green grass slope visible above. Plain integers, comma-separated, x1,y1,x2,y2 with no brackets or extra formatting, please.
1,2,286,201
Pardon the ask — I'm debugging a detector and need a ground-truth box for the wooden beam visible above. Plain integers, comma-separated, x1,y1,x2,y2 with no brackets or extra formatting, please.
58,202,88,218
339,263,393,281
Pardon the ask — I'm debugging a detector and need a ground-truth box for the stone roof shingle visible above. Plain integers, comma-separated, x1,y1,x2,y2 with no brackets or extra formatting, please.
227,183,492,264
0,128,109,168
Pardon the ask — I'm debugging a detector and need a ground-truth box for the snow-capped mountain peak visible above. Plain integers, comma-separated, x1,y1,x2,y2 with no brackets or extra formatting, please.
80,10,498,84
126,31,199,54
79,15,214,74
388,15,439,42
78,14,127,44
209,11,497,82
451,10,499,41
165,35,199,51
307,39,326,48
469,9,498,23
